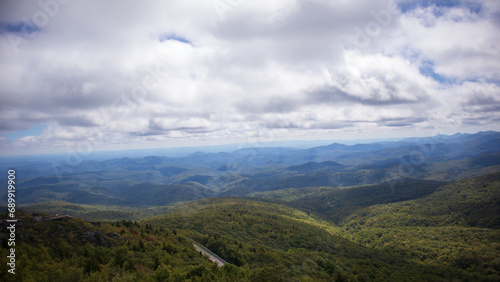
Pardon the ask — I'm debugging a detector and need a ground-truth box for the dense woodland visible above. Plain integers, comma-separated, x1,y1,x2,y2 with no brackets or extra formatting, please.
0,132,499,280
0,172,499,281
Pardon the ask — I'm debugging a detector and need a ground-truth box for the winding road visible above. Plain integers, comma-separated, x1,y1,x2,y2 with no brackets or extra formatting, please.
187,237,227,267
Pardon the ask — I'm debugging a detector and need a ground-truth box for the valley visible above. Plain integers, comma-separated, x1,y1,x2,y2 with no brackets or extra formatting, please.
2,131,499,221
0,131,499,280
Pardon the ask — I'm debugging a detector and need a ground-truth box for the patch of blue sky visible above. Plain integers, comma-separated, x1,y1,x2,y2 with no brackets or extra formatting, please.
1,125,47,140
419,60,455,84
0,21,40,35
159,33,192,45
398,0,483,15
419,61,500,85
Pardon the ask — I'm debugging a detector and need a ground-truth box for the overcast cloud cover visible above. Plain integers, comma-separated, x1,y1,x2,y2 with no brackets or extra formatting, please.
0,0,499,155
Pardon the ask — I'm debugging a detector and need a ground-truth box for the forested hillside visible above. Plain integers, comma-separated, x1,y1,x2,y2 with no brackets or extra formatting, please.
2,196,495,281
0,210,242,281
332,173,500,279
0,132,499,280
1,173,499,280
251,172,500,280
249,179,444,223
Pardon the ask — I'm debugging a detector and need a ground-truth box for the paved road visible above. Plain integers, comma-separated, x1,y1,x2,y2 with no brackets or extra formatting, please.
188,238,227,267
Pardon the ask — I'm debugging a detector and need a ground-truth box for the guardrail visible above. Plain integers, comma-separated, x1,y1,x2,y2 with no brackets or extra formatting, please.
186,237,228,266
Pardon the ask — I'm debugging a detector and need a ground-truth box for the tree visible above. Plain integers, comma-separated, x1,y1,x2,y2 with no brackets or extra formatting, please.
154,263,171,281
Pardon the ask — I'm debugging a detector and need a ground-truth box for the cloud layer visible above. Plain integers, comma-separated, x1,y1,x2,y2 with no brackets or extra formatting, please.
1,0,499,154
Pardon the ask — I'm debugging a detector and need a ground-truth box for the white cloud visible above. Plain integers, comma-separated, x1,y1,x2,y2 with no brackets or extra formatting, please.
327,51,437,103
0,0,499,155
395,2,500,81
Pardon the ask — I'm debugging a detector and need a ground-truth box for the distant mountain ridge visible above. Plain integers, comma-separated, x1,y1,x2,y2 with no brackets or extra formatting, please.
2,133,498,281
1,131,499,212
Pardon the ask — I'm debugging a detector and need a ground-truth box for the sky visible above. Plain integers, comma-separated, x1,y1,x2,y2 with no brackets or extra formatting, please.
0,0,499,156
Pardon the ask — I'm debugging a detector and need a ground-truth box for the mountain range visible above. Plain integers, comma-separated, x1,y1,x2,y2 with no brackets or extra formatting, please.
0,131,497,216
0,131,499,280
